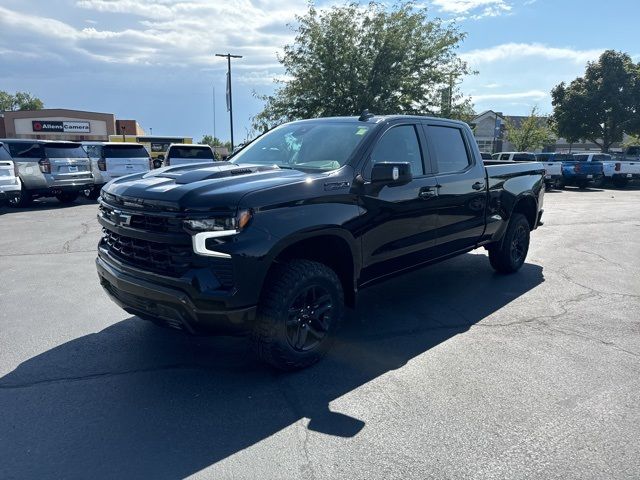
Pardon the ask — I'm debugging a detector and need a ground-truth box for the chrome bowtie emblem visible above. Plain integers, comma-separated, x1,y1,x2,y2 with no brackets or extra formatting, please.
111,209,132,227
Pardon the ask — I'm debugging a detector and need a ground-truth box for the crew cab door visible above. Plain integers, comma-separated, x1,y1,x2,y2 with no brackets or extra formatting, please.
422,123,487,255
358,122,440,284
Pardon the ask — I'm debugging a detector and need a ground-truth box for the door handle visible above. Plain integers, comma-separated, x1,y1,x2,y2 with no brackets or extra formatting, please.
419,187,438,199
472,181,485,191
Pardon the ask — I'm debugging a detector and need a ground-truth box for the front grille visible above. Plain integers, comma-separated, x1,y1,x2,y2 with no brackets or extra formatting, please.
101,229,235,288
103,229,194,276
99,204,185,234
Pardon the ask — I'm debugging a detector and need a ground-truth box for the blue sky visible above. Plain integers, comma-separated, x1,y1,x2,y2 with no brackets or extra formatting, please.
0,0,638,143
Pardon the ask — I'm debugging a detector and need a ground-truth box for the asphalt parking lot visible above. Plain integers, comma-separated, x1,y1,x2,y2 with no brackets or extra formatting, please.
1,186,639,479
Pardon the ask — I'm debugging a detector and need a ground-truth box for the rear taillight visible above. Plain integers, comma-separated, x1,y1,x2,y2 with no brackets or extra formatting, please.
14,163,19,176
165,157,170,166
149,157,154,170
615,162,621,172
38,158,51,174
574,163,581,173
97,157,106,171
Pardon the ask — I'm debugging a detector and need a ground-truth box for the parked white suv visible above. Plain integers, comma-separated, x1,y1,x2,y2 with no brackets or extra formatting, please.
164,144,217,167
82,142,152,199
0,142,21,205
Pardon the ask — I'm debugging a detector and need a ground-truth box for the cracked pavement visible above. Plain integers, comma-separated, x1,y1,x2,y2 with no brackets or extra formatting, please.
0,188,639,479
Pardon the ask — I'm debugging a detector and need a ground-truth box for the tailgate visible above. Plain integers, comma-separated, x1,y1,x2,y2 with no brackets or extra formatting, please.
50,158,93,183
107,157,150,178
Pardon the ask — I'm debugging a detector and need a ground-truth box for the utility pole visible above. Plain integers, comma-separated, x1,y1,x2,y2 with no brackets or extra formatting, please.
215,52,243,150
212,85,217,144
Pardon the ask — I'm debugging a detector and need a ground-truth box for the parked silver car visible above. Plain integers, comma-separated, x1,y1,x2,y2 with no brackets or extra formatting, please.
1,139,94,207
82,142,152,200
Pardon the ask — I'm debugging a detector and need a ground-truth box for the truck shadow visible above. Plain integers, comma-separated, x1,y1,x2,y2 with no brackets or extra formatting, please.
0,253,544,479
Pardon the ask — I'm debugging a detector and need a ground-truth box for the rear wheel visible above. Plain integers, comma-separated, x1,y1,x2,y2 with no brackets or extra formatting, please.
251,259,344,370
612,178,628,188
56,192,79,204
7,186,32,208
488,213,530,274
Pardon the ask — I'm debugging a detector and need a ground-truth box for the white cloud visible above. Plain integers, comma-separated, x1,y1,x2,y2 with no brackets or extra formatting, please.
470,90,547,102
0,1,305,77
432,0,510,14
461,43,604,65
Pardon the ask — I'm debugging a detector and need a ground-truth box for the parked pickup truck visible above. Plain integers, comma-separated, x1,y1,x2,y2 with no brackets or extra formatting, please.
561,155,604,189
535,153,573,190
603,159,640,187
96,114,545,370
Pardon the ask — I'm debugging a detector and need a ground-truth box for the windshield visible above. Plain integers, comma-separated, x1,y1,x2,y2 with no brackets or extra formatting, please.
44,145,86,158
104,145,149,158
169,146,214,160
232,121,373,171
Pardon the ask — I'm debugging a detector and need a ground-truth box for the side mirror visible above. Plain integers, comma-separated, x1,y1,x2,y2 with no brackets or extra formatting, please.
371,162,412,185
153,159,163,169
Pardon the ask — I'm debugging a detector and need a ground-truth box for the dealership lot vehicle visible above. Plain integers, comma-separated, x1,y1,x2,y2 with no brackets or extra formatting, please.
82,142,152,200
96,115,544,370
0,188,638,480
603,159,640,187
0,142,21,204
164,143,217,166
561,155,604,189
1,139,93,206
535,153,573,189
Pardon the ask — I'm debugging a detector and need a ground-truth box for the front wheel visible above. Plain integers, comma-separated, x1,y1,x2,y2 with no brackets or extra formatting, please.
251,259,344,370
612,178,628,188
56,192,79,204
488,213,530,274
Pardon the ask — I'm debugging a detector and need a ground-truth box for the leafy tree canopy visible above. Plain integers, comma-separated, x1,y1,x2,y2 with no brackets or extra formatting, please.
551,50,640,152
0,90,44,111
505,107,555,152
253,1,473,131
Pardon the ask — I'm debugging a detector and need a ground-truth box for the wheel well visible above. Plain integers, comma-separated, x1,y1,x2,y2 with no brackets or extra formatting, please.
512,196,537,230
273,235,356,307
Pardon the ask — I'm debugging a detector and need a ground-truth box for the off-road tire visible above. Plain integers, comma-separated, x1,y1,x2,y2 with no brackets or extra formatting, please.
488,213,530,274
251,259,344,370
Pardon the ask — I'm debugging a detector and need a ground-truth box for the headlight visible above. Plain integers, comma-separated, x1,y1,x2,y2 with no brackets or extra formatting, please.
184,209,253,233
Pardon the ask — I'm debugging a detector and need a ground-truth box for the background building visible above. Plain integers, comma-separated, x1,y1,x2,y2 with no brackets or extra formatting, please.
0,108,144,142
470,110,626,154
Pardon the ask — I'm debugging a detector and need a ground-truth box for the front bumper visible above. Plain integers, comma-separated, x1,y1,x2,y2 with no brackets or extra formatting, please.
96,250,257,335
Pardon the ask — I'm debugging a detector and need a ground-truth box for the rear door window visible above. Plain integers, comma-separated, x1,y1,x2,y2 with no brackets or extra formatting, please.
370,125,425,176
573,155,588,161
8,143,43,160
84,145,103,158
427,126,471,173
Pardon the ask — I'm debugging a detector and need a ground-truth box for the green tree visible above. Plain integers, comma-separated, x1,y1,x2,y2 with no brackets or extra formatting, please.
505,107,555,151
253,1,472,131
0,90,44,111
551,50,640,152
200,135,231,149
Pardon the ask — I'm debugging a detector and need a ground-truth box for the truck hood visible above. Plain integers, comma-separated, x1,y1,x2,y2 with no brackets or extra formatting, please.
102,162,308,211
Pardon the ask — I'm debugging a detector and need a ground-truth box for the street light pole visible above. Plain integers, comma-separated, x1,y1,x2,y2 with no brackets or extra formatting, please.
215,52,243,150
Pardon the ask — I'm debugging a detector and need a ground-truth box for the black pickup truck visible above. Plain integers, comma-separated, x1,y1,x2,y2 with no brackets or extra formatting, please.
96,115,544,370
